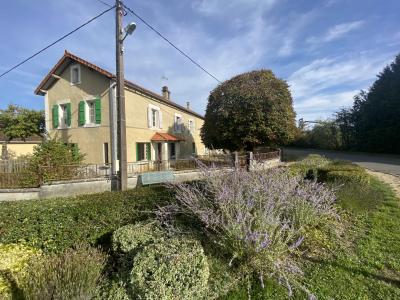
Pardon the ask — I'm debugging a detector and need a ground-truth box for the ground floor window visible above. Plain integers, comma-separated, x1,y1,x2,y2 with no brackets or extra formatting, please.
169,143,176,159
192,142,196,154
103,143,109,164
136,143,151,161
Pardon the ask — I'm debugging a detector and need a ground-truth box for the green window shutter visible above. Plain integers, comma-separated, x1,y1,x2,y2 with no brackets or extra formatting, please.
52,105,59,129
78,101,85,126
66,103,71,127
136,143,140,161
95,98,101,124
146,143,151,160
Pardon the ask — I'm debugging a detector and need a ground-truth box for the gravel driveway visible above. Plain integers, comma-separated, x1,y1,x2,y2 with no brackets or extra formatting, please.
282,147,400,176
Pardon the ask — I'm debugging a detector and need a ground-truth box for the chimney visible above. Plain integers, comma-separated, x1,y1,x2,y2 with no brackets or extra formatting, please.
162,86,170,100
186,101,190,110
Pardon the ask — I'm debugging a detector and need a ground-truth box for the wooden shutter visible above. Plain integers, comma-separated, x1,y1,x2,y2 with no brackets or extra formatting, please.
66,103,71,127
146,143,151,160
52,105,59,129
95,98,101,124
78,101,85,126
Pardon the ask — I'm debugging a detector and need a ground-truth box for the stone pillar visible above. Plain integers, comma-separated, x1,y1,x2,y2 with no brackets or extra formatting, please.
246,151,253,172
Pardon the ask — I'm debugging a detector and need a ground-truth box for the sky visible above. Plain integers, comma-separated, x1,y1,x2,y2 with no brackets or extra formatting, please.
0,0,399,121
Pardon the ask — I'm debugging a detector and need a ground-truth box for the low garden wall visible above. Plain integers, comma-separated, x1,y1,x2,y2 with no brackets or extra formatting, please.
0,166,246,202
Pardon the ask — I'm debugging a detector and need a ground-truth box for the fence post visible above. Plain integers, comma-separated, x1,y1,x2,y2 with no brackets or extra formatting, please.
246,151,253,171
278,148,282,161
234,151,239,169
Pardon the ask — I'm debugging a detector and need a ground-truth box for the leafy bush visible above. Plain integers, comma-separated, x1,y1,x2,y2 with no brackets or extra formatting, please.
317,161,370,185
129,237,210,300
159,165,337,297
0,244,41,299
20,138,84,186
21,244,106,300
0,186,170,252
289,154,330,179
112,222,162,255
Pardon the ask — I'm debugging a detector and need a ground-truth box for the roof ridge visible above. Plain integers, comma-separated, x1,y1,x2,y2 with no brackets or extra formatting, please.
35,51,203,119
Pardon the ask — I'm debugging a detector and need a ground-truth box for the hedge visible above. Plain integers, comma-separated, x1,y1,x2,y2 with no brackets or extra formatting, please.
317,161,370,185
0,186,172,252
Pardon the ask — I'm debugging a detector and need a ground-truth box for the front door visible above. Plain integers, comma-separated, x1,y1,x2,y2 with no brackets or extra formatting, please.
157,143,162,161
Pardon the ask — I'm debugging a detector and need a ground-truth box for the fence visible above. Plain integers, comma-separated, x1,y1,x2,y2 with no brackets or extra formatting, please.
0,150,280,188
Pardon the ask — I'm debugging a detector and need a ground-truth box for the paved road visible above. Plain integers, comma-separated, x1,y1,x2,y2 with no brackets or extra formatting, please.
282,147,400,176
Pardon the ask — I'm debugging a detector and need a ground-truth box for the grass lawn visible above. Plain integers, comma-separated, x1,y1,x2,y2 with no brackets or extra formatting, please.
1,174,399,298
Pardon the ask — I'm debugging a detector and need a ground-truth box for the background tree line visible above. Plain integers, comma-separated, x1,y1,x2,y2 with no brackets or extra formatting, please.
294,53,400,154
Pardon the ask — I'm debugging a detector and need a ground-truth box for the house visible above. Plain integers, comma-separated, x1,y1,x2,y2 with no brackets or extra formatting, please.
34,51,206,164
0,133,42,159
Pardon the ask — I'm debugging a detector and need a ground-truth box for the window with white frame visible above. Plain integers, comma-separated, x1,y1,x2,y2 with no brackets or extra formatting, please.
188,119,195,133
174,113,182,132
87,100,96,124
148,104,162,129
59,104,68,128
70,64,81,85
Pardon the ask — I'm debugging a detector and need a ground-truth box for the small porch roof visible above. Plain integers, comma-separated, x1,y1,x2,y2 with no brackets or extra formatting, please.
151,132,184,142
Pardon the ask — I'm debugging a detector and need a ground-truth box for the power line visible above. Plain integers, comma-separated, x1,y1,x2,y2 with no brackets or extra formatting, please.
0,5,115,79
95,0,222,83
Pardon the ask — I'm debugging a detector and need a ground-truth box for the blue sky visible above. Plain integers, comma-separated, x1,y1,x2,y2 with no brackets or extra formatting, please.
0,0,399,121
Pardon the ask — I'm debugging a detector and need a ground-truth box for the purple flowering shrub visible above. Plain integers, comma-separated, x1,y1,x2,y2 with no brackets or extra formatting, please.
158,164,337,297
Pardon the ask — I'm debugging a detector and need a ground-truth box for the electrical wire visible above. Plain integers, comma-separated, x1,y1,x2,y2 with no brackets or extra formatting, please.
0,5,115,79
95,0,222,83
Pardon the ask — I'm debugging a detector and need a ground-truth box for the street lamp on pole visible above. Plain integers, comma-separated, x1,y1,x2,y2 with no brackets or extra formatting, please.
112,0,136,191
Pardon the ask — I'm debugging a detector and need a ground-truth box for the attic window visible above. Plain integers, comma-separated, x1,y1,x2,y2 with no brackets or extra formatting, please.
70,64,81,85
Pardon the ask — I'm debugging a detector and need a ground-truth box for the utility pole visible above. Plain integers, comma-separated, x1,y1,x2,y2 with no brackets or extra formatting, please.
115,0,128,190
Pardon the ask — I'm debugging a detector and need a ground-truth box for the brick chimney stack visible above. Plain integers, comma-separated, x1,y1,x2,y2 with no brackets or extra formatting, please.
162,86,170,100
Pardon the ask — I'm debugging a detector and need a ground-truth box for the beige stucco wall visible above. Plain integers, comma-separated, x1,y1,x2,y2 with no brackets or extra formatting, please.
6,143,40,157
45,62,205,164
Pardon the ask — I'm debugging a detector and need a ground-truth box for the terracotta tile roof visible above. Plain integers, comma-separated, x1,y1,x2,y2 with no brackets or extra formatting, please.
34,50,204,119
151,132,184,142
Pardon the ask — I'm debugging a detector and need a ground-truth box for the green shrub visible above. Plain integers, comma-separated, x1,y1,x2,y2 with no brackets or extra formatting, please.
21,244,106,300
20,138,85,186
0,186,170,252
129,237,210,300
289,154,330,179
96,280,129,300
0,244,41,299
112,222,162,254
317,161,370,185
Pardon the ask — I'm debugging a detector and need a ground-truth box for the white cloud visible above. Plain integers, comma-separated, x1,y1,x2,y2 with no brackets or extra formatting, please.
289,53,394,120
307,20,364,46
191,0,277,16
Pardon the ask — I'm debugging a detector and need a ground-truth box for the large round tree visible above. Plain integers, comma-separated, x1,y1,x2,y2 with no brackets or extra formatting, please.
201,70,296,151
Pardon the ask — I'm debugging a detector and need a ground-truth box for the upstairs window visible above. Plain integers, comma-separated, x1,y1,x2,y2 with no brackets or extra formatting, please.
147,104,162,129
52,103,71,129
174,113,182,133
87,101,96,124
70,64,81,85
78,98,101,126
188,119,195,133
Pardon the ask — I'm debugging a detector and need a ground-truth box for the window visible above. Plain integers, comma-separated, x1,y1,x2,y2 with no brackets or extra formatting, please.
70,65,81,85
148,104,161,129
78,98,101,126
87,101,96,124
136,143,151,161
103,143,109,164
174,114,182,132
152,109,159,127
52,103,71,129
60,104,68,127
169,142,176,159
192,142,196,154
188,119,195,133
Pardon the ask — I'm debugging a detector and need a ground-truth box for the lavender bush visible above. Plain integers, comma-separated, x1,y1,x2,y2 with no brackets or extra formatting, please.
158,163,337,297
